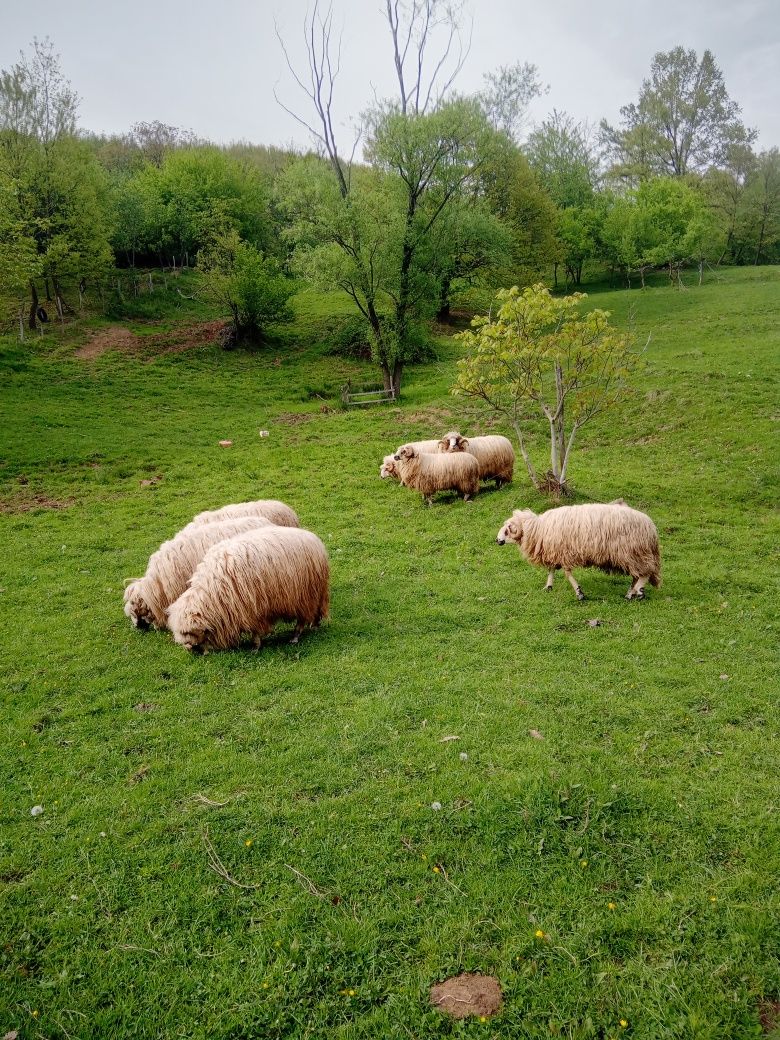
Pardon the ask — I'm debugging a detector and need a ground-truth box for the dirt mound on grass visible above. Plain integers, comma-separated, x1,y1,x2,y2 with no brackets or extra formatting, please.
75,321,227,360
430,973,503,1019
0,494,74,514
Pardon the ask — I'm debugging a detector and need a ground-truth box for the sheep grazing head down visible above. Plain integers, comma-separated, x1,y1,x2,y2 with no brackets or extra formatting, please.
496,509,536,546
123,580,155,630
166,596,210,654
440,431,468,452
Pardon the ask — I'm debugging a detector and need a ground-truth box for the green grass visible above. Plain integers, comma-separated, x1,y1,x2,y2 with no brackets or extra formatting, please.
1,267,779,1039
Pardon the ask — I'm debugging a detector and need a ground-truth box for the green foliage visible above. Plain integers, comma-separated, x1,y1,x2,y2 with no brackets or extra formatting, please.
602,47,755,180
110,148,273,266
453,284,638,489
198,230,293,345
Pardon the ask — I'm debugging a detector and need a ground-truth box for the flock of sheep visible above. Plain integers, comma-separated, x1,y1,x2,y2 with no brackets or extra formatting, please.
123,429,661,654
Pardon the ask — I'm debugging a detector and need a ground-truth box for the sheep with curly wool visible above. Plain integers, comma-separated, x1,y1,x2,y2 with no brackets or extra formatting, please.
393,444,480,505
185,499,299,532
439,431,514,486
123,515,274,631
167,526,330,653
496,502,661,600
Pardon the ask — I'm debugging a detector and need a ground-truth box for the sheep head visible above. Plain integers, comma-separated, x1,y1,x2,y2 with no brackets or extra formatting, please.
394,445,417,462
380,455,399,479
167,595,211,654
496,509,535,546
123,580,155,630
440,431,467,452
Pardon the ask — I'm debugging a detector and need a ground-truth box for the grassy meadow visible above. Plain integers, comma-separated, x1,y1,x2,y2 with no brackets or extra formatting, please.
1,266,779,1039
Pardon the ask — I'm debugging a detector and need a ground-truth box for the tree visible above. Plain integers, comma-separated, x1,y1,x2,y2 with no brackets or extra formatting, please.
746,149,780,265
478,62,546,143
452,284,639,494
0,39,112,328
601,47,755,180
198,230,293,347
525,110,599,210
0,155,40,337
277,0,494,394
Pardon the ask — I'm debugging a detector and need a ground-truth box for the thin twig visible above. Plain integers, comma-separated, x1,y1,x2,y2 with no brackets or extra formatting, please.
202,828,261,890
284,863,327,898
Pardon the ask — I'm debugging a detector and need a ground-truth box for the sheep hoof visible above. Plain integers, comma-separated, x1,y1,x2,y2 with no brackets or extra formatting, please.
290,633,302,645
576,590,585,601
635,589,645,600
544,585,553,592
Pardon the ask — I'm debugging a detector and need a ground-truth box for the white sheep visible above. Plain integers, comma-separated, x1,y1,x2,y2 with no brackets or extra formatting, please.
393,444,480,505
123,515,274,630
496,502,661,600
380,454,404,483
439,432,514,486
167,526,330,653
185,499,299,532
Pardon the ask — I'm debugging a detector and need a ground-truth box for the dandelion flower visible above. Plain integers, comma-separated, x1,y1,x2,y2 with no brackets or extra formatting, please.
262,982,269,989
348,989,356,996
245,840,253,847
580,859,588,868
709,896,717,903
620,1019,628,1028
535,929,545,939
608,902,616,910
433,866,441,873
480,1016,487,1023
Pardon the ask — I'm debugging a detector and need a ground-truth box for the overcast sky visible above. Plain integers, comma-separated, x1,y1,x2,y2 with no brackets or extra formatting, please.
2,0,778,152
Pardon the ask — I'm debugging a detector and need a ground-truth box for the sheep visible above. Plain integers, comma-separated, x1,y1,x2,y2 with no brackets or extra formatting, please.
496,502,661,601
166,526,330,653
185,499,299,531
393,444,480,505
123,516,275,631
397,439,443,455
380,454,404,483
439,432,514,486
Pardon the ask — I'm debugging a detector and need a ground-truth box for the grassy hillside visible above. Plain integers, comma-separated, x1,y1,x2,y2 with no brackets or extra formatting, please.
1,267,779,1039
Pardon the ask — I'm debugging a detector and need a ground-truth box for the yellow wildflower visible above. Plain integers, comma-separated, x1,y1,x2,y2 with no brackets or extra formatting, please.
620,1019,628,1028
535,929,545,939
245,840,253,847
608,902,616,910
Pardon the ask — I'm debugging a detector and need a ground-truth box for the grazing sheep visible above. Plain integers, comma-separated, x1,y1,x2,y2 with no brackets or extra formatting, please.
124,516,274,631
186,499,299,531
167,526,330,653
380,454,404,483
393,444,480,505
397,439,443,455
496,503,661,601
439,432,514,486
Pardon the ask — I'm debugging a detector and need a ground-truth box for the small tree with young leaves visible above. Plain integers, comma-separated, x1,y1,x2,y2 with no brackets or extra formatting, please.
453,284,639,494
198,230,293,347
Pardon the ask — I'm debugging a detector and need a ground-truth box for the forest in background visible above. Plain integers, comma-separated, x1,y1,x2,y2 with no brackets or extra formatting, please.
1,5,779,392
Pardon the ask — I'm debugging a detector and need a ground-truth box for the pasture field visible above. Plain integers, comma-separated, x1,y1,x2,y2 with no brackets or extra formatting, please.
1,267,779,1039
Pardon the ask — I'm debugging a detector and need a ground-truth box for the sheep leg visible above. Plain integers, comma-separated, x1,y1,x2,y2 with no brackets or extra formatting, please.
251,633,264,650
545,571,555,591
564,568,585,600
627,576,649,601
290,622,305,644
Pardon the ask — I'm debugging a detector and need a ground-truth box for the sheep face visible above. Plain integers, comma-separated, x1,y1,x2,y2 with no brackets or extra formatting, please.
496,509,535,546
394,445,417,462
440,431,467,452
380,456,399,480
123,581,154,630
167,597,210,654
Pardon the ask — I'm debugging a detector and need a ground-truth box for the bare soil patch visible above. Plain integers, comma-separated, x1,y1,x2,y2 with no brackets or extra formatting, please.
0,494,74,514
430,973,503,1020
75,321,226,361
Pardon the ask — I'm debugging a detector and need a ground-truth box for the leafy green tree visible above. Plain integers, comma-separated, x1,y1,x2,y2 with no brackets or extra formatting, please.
198,230,293,346
0,40,112,328
0,155,40,336
452,284,639,494
526,110,599,210
478,62,546,143
479,139,558,286
601,47,755,180
745,149,780,265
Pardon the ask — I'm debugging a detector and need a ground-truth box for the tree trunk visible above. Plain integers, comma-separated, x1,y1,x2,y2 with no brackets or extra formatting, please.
44,277,52,301
754,216,766,265
510,421,539,489
553,263,558,289
29,280,39,331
